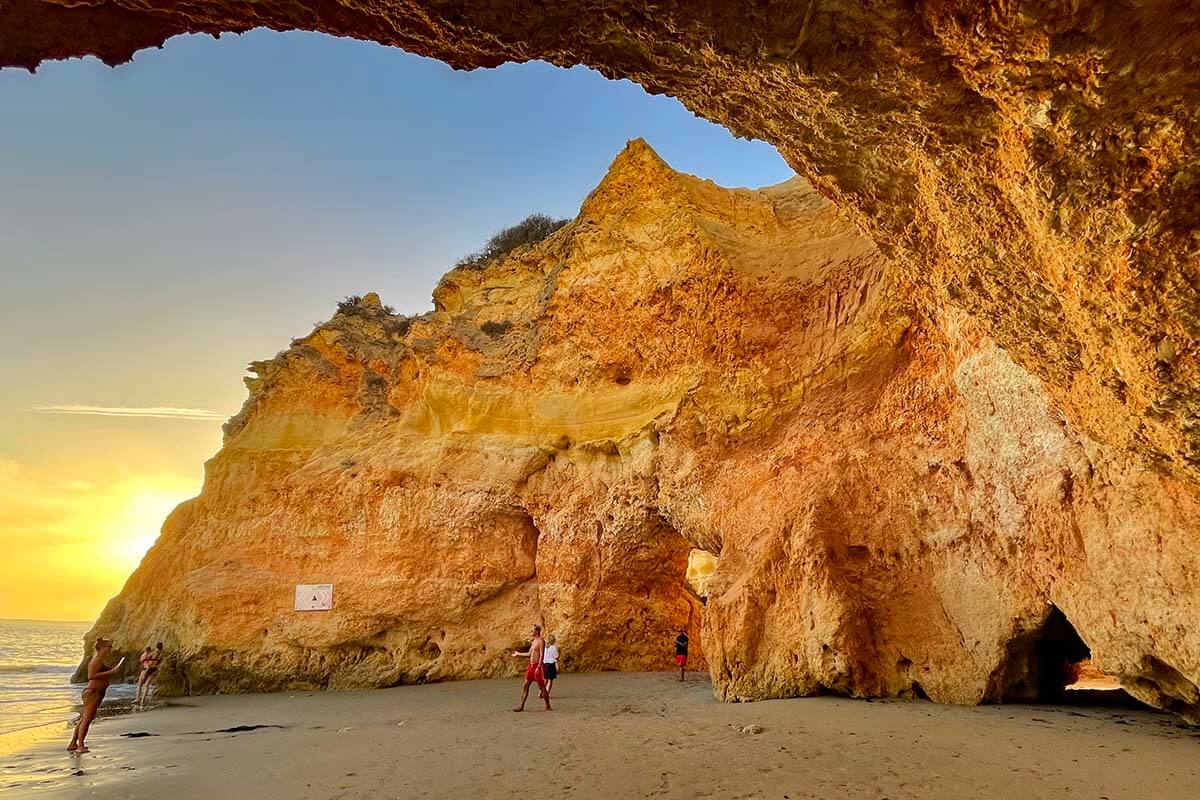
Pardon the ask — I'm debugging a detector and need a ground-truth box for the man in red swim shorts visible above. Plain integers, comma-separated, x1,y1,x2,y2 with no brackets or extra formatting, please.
675,628,689,681
511,624,553,712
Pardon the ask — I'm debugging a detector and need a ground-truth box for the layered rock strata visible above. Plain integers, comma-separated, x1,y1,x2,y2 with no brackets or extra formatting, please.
80,142,1200,721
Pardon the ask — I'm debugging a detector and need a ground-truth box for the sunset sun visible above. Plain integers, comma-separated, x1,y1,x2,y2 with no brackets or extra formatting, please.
103,484,193,576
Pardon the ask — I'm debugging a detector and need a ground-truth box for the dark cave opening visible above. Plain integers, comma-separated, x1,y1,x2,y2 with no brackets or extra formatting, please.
998,606,1147,709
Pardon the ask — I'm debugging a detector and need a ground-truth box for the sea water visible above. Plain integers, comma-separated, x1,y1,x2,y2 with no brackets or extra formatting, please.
0,619,135,739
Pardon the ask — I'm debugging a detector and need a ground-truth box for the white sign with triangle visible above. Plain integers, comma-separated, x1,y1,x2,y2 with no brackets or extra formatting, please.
294,584,334,611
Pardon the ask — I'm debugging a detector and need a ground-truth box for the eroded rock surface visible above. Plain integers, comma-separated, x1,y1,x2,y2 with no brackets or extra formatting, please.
5,0,1198,491
77,142,1200,721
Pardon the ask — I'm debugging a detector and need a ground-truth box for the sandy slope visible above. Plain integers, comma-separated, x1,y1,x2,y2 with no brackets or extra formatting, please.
3,673,1199,799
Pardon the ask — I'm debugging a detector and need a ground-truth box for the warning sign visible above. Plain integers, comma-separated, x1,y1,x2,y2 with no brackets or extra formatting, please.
294,584,333,611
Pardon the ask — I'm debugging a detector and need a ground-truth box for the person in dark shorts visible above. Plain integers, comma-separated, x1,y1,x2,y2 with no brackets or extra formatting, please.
675,628,689,681
543,634,559,697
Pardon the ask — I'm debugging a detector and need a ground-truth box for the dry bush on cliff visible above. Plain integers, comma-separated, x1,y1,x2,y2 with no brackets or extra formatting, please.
333,294,411,338
455,214,567,271
337,295,397,315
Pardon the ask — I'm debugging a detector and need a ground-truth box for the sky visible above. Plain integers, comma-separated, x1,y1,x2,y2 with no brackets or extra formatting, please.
0,30,792,622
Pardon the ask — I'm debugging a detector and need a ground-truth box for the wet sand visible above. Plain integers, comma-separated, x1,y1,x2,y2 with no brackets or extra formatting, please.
0,697,137,761
3,672,1199,799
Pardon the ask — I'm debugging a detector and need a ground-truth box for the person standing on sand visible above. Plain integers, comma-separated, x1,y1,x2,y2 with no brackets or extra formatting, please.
134,646,153,707
674,628,689,681
511,624,553,712
69,638,125,754
135,642,164,708
543,634,560,698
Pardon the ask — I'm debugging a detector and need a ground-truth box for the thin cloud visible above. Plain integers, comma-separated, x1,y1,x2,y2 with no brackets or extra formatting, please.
32,405,226,421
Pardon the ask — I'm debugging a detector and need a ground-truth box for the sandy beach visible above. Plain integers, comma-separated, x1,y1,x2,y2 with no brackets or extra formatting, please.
3,672,1198,799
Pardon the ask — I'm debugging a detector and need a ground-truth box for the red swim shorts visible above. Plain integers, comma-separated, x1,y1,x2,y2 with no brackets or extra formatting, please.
676,655,687,667
525,663,545,684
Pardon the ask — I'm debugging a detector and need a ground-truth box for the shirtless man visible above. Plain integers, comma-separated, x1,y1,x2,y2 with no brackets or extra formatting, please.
69,638,125,753
511,624,553,712
674,628,689,681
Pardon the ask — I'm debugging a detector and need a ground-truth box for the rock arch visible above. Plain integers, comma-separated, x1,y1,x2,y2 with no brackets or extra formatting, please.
18,7,1199,719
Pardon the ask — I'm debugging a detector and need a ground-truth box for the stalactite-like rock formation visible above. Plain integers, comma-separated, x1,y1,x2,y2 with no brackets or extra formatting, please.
75,142,1200,721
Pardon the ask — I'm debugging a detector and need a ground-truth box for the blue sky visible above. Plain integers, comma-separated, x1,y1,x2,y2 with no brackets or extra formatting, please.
0,30,791,618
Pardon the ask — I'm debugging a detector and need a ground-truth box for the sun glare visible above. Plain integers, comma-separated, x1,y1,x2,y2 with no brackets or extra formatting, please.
104,485,189,572
0,464,200,620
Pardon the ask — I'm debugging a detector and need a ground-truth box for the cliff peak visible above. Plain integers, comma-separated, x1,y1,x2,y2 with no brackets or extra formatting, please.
608,137,671,174
580,138,693,217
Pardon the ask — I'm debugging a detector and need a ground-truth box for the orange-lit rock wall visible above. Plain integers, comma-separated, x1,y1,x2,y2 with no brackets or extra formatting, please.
75,142,1200,720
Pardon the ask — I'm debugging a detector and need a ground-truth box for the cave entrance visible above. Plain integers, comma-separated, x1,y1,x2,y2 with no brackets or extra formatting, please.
999,606,1145,709
685,548,718,601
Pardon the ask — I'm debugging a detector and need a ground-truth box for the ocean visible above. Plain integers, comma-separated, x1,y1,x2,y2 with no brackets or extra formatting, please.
0,619,135,741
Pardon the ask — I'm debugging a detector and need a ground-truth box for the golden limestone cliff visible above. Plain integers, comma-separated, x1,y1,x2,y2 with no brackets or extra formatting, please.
79,142,1200,720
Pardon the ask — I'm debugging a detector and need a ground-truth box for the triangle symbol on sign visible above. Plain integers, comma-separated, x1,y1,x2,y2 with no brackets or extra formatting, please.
312,595,318,601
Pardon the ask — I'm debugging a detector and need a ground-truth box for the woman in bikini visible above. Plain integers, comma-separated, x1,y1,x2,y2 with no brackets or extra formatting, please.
69,638,124,754
135,642,164,707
